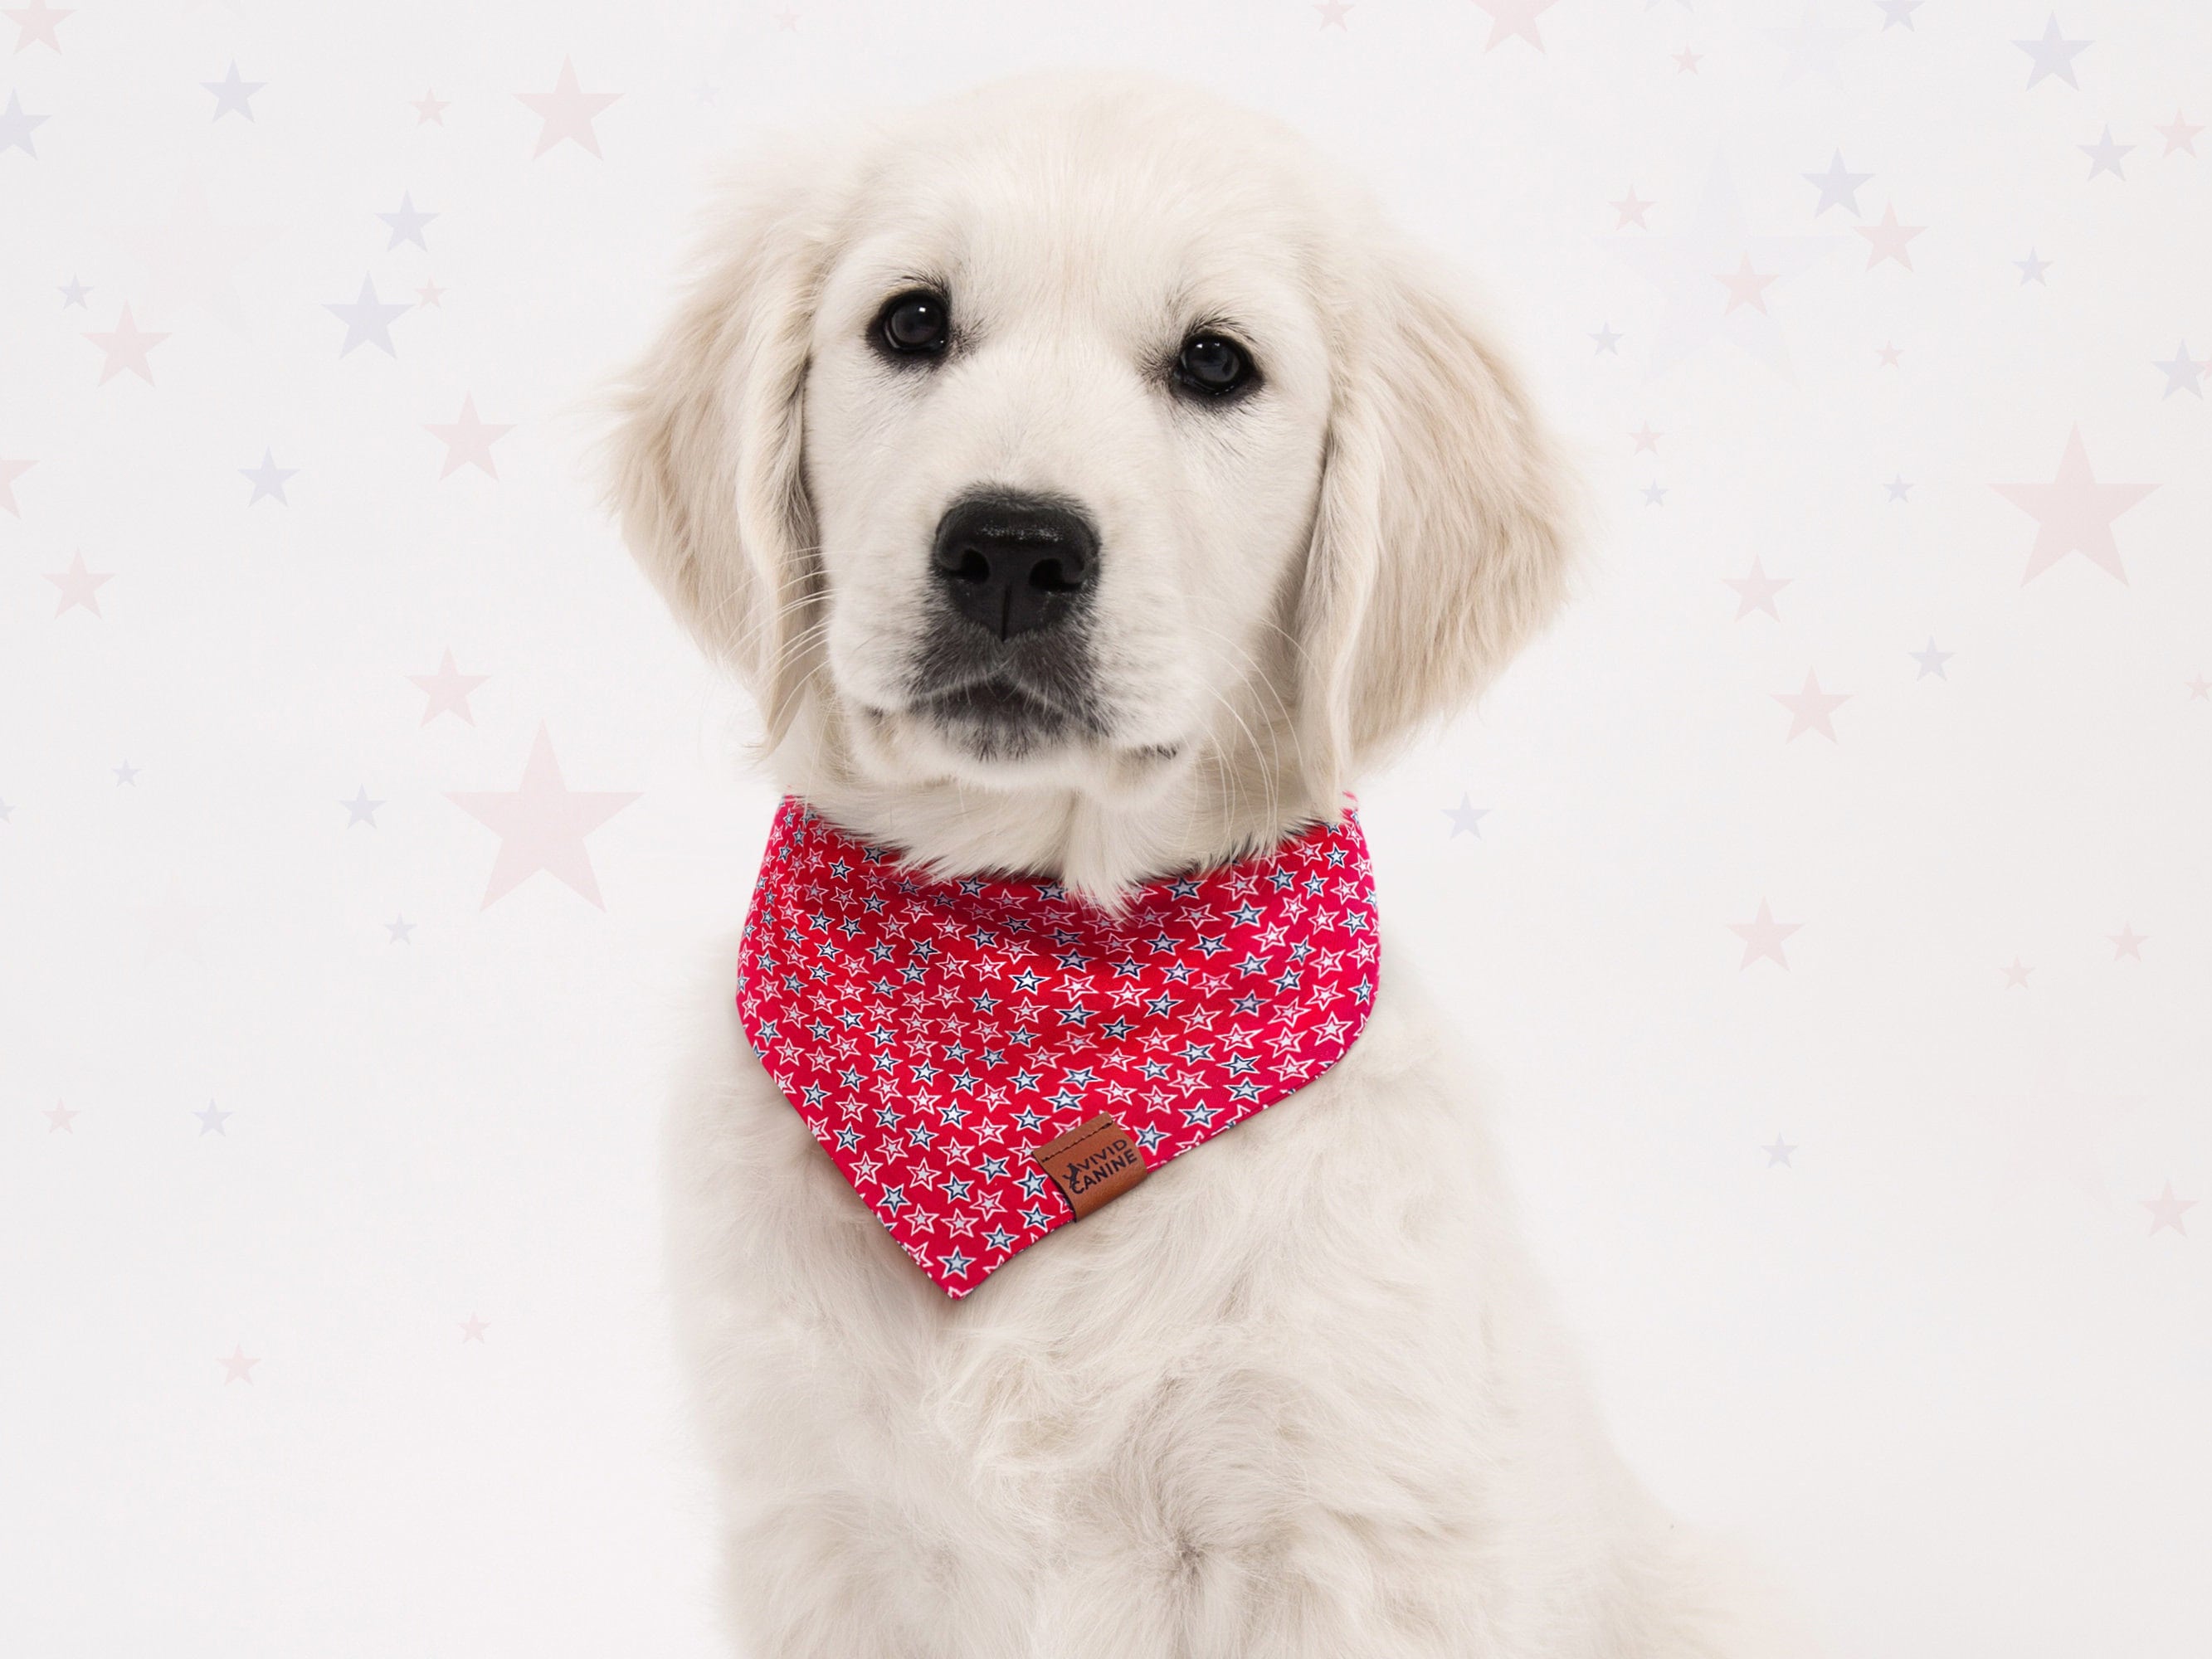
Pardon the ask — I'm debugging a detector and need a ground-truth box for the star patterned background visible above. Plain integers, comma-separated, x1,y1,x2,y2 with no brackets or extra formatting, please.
2,2,2206,1653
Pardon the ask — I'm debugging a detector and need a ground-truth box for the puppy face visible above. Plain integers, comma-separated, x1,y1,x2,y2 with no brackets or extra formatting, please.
804,129,1333,794
611,70,1576,891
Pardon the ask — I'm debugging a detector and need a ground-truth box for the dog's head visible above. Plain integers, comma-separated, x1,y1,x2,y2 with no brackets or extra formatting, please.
609,68,1577,898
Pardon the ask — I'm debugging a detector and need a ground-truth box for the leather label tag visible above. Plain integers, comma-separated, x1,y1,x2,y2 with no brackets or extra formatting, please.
1030,1112,1149,1219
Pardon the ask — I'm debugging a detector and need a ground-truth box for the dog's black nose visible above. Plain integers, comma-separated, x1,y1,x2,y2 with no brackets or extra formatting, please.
930,492,1097,641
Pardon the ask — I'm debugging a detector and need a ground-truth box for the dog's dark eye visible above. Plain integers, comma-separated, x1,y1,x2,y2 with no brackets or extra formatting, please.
876,289,950,357
1175,333,1254,397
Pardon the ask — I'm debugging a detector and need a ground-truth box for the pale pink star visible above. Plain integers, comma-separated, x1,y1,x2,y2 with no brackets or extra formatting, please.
2143,1181,2195,1237
220,1343,260,1384
2187,674,2210,701
1855,202,1923,269
82,304,169,383
1716,254,1779,314
416,279,444,309
1472,0,1556,50
1629,423,1662,454
2153,109,2201,156
1876,341,1903,367
1723,557,1792,620
1610,188,1653,229
2001,956,2034,989
6,0,69,51
424,394,514,479
448,724,640,907
517,57,620,158
410,648,490,725
2107,923,2146,961
1313,0,1353,26
460,1312,490,1343
1729,899,1801,968
412,89,448,124
1991,426,2158,584
1772,669,1849,740
43,549,111,616
44,1100,78,1132
1673,46,1702,73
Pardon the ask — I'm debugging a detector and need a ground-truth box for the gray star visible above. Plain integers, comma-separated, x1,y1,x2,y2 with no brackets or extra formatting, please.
2015,248,2052,284
1761,1136,1797,1167
1590,322,1622,353
1642,480,1669,505
2079,125,2133,180
1885,472,1912,502
1,89,47,157
195,1100,231,1136
202,61,265,121
0,797,12,821
1444,795,1488,839
2013,13,2088,90
1909,637,1952,679
240,448,297,504
324,275,408,357
1875,0,1919,27
341,786,384,828
377,191,439,251
114,761,140,786
386,913,416,943
57,273,90,307
1802,148,1872,216
2151,343,2205,398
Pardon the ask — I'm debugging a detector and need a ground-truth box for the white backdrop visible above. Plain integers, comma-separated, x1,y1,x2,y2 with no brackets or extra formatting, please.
4,2,2207,1654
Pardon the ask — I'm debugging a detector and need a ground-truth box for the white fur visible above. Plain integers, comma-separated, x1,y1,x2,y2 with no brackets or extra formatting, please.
608,68,1816,1657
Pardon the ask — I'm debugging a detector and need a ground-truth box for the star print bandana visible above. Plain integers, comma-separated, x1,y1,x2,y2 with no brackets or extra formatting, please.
735,796,1381,1299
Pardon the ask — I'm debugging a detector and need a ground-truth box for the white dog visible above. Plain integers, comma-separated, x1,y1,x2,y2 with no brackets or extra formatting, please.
607,67,1810,1659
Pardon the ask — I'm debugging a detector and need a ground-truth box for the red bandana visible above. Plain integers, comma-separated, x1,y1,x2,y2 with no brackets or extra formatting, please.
735,796,1382,1299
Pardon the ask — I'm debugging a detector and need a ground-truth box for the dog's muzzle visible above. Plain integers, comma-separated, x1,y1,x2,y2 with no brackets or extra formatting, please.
909,488,1103,747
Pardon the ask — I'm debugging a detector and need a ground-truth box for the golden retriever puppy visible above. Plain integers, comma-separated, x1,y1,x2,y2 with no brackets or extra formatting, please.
607,65,1810,1659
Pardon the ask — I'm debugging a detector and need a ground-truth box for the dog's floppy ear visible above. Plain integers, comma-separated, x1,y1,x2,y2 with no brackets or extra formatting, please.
1292,229,1580,816
605,133,848,746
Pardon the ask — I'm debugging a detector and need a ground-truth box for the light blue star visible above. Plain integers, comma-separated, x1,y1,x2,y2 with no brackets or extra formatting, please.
240,448,297,505
1801,149,1871,216
1909,638,1952,679
2078,125,2133,181
378,192,440,251
2151,343,2205,398
202,61,266,121
324,275,409,356
1,90,46,158
2013,14,2089,90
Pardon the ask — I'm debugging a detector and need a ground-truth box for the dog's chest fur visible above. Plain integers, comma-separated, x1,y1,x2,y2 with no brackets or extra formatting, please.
655,928,1751,1657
